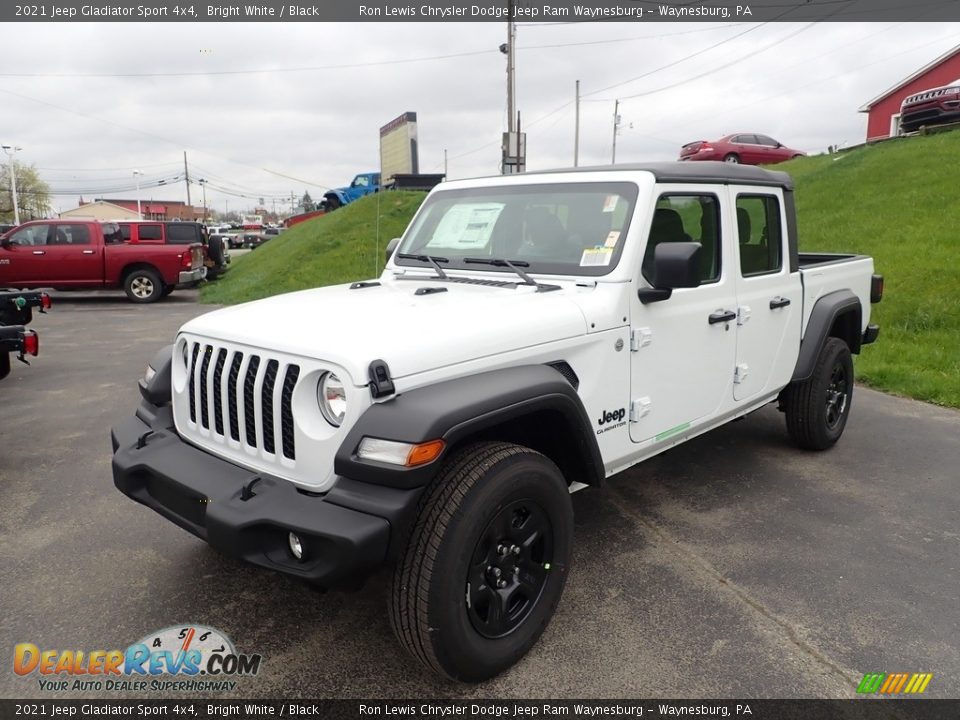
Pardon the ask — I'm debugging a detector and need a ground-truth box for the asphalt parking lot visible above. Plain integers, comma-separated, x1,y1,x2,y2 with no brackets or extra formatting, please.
1,291,958,699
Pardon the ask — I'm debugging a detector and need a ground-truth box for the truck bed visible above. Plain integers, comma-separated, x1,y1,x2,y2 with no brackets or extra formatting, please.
798,253,875,341
798,252,869,268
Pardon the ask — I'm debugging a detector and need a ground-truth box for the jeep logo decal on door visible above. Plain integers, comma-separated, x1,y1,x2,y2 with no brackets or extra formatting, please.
597,408,626,426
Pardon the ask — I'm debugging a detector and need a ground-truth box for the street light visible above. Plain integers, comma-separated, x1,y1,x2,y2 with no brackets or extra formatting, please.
198,178,207,222
133,170,143,220
2,144,22,225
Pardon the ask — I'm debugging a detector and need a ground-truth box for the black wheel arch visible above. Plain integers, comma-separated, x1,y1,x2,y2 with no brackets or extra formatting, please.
335,364,605,491
792,289,862,383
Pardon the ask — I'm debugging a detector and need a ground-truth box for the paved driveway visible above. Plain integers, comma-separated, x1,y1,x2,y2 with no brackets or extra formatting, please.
1,291,957,698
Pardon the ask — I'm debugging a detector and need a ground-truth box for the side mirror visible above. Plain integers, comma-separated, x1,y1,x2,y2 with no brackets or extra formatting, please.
384,237,401,264
0,238,10,249
638,242,701,304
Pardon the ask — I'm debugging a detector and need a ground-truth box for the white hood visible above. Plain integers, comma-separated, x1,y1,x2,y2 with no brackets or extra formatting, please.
180,275,590,385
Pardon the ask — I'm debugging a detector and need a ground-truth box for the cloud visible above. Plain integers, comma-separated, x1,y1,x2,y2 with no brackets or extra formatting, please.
0,20,956,214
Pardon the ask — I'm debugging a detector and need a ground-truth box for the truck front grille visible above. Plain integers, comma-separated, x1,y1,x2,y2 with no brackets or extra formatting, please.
186,341,300,460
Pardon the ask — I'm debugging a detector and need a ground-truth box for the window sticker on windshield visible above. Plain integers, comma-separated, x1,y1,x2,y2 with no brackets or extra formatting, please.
580,247,613,267
604,231,620,248
602,195,619,213
427,204,504,249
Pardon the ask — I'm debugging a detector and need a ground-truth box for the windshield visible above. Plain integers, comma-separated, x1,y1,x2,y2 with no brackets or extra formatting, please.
395,182,639,276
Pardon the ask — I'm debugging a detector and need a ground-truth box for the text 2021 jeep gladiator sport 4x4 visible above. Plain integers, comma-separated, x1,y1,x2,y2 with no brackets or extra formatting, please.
112,163,882,681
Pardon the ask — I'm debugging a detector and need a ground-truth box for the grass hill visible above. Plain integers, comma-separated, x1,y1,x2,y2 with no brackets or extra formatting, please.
201,191,426,306
202,134,960,407
780,131,959,407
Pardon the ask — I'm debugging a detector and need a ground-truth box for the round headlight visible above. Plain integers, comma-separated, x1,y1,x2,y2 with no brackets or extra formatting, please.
318,372,347,427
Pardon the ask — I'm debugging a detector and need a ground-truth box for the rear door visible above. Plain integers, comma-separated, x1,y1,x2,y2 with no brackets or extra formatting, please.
730,188,802,401
39,223,103,285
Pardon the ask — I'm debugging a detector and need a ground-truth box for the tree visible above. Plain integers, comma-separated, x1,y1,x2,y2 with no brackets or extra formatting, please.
300,191,315,213
0,162,52,222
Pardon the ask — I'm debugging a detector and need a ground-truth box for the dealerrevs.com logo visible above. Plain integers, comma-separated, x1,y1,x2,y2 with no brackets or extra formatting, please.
13,625,262,693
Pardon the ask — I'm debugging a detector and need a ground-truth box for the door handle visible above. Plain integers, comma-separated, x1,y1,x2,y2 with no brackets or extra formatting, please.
82,250,95,255
32,250,45,255
769,296,791,309
708,310,737,325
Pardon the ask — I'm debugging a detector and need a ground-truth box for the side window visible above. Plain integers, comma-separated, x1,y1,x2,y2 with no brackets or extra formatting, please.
756,135,778,147
118,224,132,241
642,195,721,285
8,224,50,246
139,224,163,241
166,224,198,244
733,134,756,145
49,224,91,245
735,195,783,276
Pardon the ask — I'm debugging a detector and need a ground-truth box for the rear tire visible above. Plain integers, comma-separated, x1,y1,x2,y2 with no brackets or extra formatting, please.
389,442,573,682
123,268,163,303
723,153,740,164
782,337,853,450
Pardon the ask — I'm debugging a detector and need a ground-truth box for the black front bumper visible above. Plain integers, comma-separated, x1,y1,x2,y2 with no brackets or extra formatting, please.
111,403,424,589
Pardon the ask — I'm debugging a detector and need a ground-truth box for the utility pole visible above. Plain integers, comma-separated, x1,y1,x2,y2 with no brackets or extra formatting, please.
507,13,516,136
2,145,22,225
611,99,620,165
183,151,192,206
133,170,143,220
500,10,525,174
198,178,207,222
574,80,580,167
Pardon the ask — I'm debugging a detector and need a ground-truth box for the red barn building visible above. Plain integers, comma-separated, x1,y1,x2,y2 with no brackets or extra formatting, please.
859,44,960,141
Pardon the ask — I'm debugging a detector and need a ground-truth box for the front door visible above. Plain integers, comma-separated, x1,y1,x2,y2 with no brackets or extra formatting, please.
629,190,738,443
0,224,53,283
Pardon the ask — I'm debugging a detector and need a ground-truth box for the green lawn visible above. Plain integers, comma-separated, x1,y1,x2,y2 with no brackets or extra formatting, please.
201,192,426,306
203,135,960,407
780,131,960,407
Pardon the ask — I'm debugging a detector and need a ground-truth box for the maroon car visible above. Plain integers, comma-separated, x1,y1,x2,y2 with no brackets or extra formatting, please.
900,78,960,133
680,133,804,165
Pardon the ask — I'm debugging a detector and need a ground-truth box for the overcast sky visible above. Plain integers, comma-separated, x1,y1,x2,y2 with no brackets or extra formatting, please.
1,21,958,216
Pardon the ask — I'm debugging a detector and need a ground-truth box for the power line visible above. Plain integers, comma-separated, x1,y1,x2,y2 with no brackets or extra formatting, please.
0,25,750,80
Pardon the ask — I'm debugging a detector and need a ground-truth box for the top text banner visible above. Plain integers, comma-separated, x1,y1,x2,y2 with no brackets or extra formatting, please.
5,0,960,22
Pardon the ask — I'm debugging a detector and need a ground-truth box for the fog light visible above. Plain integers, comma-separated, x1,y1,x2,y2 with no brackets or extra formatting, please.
288,532,304,561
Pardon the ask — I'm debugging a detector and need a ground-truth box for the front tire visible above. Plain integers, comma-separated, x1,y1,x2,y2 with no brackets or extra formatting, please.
390,442,573,682
123,268,163,303
782,337,853,450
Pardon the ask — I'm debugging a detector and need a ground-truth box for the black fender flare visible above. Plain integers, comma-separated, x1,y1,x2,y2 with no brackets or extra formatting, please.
792,289,862,382
335,364,604,490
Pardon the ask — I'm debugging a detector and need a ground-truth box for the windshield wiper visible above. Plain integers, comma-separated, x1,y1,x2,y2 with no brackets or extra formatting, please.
463,257,559,292
396,253,449,279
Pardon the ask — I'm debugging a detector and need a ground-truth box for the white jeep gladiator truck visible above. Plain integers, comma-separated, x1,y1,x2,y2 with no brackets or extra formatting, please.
112,162,882,681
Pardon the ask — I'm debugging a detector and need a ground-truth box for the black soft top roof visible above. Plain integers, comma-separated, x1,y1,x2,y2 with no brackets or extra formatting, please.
531,161,794,190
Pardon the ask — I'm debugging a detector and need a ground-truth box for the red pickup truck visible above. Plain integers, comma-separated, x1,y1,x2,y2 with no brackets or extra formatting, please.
0,220,205,303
